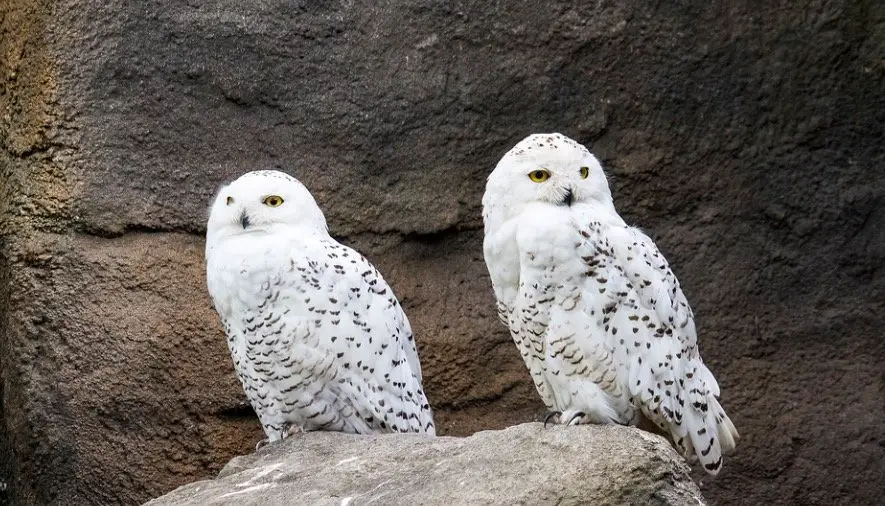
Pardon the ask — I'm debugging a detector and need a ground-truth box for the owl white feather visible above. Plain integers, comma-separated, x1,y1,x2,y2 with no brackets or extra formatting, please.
482,133,737,474
206,170,435,443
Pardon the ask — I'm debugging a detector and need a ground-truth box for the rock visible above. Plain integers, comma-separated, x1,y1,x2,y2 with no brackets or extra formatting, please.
145,424,706,506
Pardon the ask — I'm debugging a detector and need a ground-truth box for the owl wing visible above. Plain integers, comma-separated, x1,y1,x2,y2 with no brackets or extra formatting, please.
277,238,435,435
341,245,425,385
581,222,738,474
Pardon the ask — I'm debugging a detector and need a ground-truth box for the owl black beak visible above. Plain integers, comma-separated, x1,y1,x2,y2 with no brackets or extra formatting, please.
239,210,251,229
561,188,574,207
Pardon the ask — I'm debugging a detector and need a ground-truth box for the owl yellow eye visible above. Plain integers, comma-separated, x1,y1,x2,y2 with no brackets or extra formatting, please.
226,196,234,205
580,166,589,179
528,169,551,183
263,195,284,207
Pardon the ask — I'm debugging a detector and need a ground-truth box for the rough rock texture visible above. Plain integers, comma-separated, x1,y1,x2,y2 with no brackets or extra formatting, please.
1,1,884,505
146,423,707,506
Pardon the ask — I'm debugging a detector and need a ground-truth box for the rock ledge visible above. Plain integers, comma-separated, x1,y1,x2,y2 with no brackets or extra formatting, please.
145,423,705,506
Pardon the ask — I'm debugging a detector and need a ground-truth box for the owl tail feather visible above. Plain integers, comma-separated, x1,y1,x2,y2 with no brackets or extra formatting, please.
680,393,738,475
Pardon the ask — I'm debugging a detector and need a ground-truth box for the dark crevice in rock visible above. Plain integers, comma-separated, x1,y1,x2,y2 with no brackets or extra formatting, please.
400,225,475,245
211,404,258,422
74,224,204,239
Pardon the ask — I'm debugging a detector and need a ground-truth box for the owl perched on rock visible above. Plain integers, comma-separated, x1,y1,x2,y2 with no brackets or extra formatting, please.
206,170,435,443
482,133,737,474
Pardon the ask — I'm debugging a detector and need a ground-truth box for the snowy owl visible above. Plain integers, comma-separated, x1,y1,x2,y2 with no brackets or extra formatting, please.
482,133,737,474
206,170,436,443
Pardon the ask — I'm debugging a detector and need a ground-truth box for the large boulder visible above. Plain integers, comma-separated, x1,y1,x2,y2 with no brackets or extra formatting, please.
2,0,884,505
146,424,706,506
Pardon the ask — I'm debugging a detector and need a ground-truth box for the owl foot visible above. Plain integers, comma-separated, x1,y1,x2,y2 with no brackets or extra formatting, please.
255,438,271,451
284,424,304,438
543,411,562,428
561,410,587,426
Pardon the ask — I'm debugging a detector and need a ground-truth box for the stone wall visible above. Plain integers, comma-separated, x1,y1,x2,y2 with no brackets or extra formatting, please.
2,1,884,504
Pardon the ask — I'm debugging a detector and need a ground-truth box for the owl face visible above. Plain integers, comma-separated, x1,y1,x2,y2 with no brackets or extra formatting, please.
207,170,327,240
483,133,612,224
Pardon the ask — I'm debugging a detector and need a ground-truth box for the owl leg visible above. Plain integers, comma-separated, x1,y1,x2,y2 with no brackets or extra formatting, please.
255,422,286,451
255,424,300,451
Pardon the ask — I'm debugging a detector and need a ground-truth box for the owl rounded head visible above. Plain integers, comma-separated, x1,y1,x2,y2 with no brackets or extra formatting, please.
206,170,328,241
482,133,614,226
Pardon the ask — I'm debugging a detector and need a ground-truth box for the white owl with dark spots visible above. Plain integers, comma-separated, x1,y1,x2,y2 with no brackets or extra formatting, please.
482,133,738,474
206,170,436,443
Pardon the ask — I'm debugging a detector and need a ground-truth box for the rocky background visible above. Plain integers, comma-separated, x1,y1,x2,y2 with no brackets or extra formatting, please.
1,0,883,505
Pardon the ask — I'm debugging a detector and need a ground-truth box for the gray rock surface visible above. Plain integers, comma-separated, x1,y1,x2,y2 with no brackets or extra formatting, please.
146,423,706,506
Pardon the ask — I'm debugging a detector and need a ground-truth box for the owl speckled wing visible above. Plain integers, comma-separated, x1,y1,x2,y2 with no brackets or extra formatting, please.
575,220,738,473
206,170,435,444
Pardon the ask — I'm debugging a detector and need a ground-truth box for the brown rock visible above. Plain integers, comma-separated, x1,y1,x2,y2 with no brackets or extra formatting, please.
2,1,884,505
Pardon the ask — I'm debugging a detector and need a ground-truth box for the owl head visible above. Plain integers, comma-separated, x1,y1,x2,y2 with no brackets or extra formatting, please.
482,133,615,227
206,170,328,242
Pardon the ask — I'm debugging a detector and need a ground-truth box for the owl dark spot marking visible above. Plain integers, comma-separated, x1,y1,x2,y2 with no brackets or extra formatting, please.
704,458,722,472
701,437,716,457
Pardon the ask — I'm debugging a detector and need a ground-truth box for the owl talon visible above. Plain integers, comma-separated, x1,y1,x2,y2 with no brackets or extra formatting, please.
565,411,586,426
254,438,270,451
543,411,562,428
